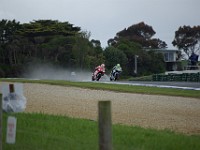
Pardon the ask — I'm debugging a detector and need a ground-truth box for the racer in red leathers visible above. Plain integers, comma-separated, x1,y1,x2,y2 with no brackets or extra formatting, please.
92,64,105,81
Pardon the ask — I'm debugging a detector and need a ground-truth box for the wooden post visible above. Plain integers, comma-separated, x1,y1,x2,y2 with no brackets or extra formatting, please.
9,84,15,93
98,101,112,150
0,95,2,150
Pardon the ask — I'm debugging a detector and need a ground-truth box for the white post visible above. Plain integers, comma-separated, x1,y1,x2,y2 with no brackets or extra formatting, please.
6,116,17,144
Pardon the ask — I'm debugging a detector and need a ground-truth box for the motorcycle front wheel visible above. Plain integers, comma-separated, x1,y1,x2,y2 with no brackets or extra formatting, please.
114,73,119,81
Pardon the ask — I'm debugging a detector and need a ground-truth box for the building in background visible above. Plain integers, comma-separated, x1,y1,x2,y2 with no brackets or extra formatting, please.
144,48,180,71
155,49,179,71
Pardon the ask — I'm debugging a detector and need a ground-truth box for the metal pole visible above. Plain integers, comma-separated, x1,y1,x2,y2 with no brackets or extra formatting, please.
134,55,138,74
98,101,112,150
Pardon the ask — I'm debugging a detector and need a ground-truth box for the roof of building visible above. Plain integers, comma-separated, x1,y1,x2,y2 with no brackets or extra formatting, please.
143,48,179,52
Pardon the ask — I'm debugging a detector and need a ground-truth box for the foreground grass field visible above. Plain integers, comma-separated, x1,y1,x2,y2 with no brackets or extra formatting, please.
0,78,200,98
2,112,200,150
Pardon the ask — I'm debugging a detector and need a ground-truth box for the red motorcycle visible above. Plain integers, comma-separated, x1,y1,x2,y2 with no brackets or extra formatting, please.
92,67,105,81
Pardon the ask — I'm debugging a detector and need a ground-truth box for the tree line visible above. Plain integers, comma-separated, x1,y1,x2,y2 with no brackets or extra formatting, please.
0,19,199,78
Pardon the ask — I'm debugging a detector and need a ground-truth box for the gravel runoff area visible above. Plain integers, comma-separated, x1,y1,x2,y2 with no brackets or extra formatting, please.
21,83,200,135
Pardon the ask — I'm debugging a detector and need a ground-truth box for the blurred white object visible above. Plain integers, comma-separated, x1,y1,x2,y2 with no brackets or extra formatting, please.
1,83,27,113
71,72,76,76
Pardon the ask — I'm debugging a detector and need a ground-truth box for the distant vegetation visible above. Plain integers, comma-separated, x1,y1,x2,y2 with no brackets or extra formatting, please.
0,19,199,78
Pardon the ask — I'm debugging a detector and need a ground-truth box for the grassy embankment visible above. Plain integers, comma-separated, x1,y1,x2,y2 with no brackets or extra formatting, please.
1,78,200,150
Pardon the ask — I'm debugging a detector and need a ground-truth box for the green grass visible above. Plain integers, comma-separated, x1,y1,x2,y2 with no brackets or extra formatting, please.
2,112,98,150
128,75,153,81
2,112,200,150
0,78,200,98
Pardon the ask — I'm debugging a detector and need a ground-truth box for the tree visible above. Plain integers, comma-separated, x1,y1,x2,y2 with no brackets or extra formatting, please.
91,39,101,47
172,25,200,59
0,19,21,65
140,50,165,75
19,20,81,66
71,31,105,70
0,19,104,77
0,19,21,44
72,35,90,69
18,20,80,37
108,22,167,49
103,46,127,72
116,40,143,76
106,39,166,76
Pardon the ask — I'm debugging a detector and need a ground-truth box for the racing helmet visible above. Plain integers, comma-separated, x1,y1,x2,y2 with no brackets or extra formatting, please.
101,63,105,68
117,64,120,67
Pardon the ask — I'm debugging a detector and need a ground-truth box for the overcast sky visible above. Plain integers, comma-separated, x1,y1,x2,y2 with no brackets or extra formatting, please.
1,0,200,49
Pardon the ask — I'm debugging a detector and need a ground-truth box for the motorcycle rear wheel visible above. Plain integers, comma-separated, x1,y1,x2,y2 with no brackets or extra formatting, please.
96,73,102,81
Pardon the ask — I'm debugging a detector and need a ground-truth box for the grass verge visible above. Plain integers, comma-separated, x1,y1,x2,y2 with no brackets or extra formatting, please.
2,112,200,150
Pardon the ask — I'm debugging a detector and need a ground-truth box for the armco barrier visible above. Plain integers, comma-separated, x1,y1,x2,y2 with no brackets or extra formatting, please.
152,72,200,82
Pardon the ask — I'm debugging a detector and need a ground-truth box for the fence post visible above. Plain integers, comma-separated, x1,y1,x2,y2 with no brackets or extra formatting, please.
98,101,112,150
0,95,2,150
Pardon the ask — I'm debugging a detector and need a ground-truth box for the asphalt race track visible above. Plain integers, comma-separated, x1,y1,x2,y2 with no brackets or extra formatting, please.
98,80,200,90
119,81,200,90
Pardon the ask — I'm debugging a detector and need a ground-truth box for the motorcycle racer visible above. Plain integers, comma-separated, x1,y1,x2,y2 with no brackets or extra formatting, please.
92,64,105,81
110,64,122,81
